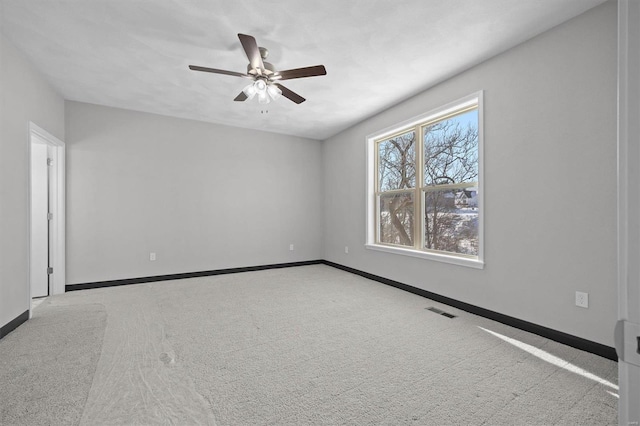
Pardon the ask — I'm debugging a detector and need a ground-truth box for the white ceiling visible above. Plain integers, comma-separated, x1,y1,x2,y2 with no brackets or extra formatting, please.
1,0,606,140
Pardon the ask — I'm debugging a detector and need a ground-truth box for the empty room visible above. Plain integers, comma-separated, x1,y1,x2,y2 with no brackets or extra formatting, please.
1,0,639,424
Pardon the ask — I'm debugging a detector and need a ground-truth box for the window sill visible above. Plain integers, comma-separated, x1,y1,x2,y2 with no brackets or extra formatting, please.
365,244,484,269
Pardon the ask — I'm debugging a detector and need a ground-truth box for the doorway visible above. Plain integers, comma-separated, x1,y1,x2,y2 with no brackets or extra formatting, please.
29,123,65,310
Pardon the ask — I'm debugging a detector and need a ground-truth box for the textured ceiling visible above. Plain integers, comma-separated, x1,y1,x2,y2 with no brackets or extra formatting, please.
1,0,606,140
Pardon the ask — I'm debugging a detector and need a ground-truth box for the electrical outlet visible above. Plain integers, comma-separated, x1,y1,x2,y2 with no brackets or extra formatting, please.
150,252,156,261
345,246,349,254
289,244,294,251
575,291,589,308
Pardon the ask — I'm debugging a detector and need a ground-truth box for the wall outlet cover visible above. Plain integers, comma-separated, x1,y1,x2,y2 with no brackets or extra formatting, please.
575,291,589,308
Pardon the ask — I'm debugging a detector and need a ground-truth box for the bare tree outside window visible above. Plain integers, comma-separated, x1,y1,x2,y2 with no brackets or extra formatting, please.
424,189,478,255
380,193,414,246
377,131,415,246
423,115,478,186
378,131,415,191
370,94,482,265
423,110,479,255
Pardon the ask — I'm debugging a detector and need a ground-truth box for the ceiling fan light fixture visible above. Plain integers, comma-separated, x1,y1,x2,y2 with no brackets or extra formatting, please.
257,90,270,104
254,79,267,93
242,83,257,99
267,84,282,100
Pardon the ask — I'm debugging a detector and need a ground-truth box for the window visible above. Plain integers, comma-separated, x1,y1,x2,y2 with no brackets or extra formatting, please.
366,92,483,268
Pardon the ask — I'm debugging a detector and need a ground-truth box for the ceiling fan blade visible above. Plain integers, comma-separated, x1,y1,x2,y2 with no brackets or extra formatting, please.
275,83,305,104
238,33,265,73
189,65,250,78
274,65,326,81
234,91,248,102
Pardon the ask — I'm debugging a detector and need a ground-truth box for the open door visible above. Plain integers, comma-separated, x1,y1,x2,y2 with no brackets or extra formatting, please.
29,123,65,312
30,140,50,298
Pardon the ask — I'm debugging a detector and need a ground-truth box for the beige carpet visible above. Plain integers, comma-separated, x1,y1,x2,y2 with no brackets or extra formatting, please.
0,265,618,425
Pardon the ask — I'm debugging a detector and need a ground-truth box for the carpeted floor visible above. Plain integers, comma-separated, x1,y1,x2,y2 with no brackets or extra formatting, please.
0,265,618,425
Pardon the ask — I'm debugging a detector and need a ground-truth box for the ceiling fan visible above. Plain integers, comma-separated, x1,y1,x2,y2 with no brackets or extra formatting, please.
189,33,327,105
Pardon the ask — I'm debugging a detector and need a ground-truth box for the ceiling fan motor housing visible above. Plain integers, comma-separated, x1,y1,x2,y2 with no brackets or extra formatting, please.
248,60,276,77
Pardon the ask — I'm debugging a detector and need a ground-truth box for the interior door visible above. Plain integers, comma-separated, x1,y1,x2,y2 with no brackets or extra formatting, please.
30,141,49,298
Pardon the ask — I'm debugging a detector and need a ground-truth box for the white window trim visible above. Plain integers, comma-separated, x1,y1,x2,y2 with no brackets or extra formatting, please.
365,91,484,269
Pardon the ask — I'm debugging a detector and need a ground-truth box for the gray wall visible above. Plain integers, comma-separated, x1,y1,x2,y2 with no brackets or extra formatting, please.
322,1,617,346
65,102,323,284
0,34,65,328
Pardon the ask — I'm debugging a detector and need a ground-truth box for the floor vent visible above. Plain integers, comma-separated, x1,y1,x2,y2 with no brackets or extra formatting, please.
426,307,457,318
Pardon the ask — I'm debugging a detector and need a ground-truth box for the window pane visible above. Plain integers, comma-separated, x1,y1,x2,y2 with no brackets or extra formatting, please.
424,187,478,256
379,192,414,246
424,109,478,186
378,130,416,191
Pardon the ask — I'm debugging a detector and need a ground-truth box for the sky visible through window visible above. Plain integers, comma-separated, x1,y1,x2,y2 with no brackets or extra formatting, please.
452,109,478,130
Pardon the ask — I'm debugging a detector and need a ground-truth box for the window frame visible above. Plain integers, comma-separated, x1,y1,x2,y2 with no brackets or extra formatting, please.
366,91,484,269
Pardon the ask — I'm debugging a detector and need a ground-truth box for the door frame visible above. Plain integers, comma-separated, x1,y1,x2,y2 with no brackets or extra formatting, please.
28,122,65,313
617,0,640,424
